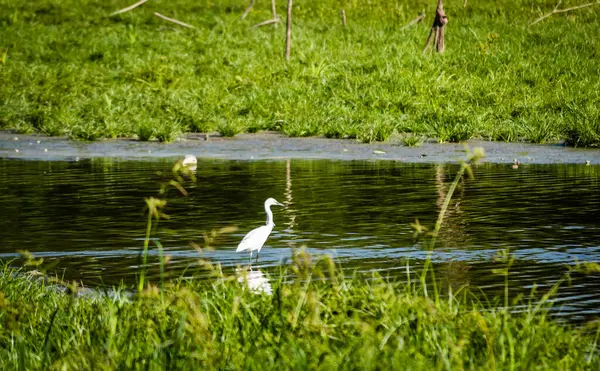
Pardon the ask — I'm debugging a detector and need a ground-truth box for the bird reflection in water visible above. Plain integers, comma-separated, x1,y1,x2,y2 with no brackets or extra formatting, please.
181,154,197,171
236,266,272,295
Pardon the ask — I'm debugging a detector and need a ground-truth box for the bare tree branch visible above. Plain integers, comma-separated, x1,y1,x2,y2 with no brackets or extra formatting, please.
154,12,196,29
110,0,148,16
531,1,600,25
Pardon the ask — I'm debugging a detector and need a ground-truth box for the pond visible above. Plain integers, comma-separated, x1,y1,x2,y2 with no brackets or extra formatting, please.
1,158,600,321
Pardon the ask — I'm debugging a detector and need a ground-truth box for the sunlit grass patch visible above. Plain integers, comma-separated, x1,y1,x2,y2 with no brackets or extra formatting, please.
0,0,598,145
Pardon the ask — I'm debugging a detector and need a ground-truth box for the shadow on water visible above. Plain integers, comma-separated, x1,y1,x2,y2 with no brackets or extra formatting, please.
1,158,600,320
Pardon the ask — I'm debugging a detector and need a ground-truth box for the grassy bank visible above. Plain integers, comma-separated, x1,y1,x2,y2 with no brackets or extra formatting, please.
1,260,600,369
0,0,599,145
1,153,600,370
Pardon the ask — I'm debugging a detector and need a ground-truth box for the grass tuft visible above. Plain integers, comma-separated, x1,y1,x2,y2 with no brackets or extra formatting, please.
155,123,181,143
218,119,246,137
136,124,155,141
402,134,425,147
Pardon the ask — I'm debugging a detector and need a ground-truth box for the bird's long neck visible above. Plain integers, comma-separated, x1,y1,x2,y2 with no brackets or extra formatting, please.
265,204,274,226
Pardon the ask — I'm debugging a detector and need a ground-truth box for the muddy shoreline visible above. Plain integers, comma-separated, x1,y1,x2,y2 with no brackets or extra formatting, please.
1,131,598,164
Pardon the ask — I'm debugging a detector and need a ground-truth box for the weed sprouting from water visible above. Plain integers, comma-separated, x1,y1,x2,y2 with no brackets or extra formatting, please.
138,159,197,292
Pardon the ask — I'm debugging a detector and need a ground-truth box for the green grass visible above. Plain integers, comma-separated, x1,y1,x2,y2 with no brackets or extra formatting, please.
0,0,598,145
219,118,246,137
2,257,600,369
402,134,425,147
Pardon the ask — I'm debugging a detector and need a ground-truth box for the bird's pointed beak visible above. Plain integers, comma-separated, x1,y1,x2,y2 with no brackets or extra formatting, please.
276,201,285,207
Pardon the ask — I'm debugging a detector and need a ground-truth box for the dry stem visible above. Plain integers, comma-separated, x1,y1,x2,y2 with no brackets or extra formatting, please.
110,0,148,16
252,18,280,28
401,14,425,30
242,0,256,19
154,12,196,29
285,0,293,60
531,1,600,25
271,0,278,27
341,9,347,26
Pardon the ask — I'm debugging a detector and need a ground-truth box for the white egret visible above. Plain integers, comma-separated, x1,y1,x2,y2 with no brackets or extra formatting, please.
236,198,284,262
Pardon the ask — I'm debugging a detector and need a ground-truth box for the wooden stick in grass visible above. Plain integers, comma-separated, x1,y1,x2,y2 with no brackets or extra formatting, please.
531,1,600,25
423,0,448,53
271,0,278,27
285,0,293,60
110,0,148,16
154,12,196,29
252,0,279,29
242,0,256,20
341,9,347,26
401,13,425,30
252,18,280,28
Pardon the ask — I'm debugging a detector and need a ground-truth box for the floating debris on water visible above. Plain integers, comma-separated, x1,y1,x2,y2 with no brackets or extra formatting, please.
586,160,591,166
373,150,386,154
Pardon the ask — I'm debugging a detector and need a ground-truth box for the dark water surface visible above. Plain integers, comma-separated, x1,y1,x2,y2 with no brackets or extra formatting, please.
1,158,600,320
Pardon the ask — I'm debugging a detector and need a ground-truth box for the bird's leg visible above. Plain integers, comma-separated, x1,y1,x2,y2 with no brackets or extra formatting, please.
256,251,260,263
249,251,253,263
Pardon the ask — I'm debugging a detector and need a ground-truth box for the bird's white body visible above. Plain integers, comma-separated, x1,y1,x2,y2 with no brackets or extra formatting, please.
237,198,284,261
